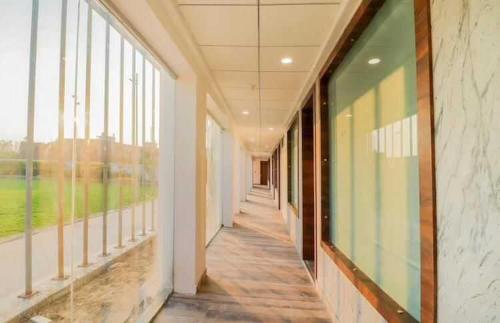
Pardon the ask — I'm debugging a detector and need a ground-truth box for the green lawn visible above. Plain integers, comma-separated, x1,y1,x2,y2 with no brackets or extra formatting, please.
0,178,156,238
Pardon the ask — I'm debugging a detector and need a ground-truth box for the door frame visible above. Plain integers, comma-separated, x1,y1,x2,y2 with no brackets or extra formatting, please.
300,93,317,278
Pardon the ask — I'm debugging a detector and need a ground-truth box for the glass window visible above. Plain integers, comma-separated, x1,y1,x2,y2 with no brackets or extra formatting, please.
327,0,420,319
0,0,173,320
0,0,31,299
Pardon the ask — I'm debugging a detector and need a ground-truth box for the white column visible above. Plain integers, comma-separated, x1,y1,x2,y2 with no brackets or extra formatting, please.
158,72,175,291
231,139,241,220
246,154,253,193
239,147,247,202
221,131,234,227
173,75,206,294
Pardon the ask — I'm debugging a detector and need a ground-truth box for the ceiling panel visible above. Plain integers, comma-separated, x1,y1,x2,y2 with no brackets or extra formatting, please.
201,46,258,71
260,46,319,71
261,89,299,101
176,1,343,153
213,71,258,88
261,100,295,111
222,87,259,101
233,113,260,127
260,4,339,46
260,71,307,89
227,99,259,111
180,6,258,46
262,109,288,126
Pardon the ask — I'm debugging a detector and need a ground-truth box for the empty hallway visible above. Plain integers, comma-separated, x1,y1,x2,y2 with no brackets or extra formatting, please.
154,187,330,322
0,0,498,321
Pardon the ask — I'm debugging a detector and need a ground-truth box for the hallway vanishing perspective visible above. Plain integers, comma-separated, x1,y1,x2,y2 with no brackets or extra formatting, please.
154,187,330,322
0,0,497,322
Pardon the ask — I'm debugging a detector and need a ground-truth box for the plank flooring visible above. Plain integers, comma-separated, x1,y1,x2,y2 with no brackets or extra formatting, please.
153,187,331,323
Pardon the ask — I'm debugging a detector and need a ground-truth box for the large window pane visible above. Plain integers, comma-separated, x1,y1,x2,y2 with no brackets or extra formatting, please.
327,0,420,318
0,0,173,321
0,0,32,300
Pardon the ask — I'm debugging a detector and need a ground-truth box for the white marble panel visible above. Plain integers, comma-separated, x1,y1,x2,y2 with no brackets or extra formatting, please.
432,0,500,322
318,249,387,323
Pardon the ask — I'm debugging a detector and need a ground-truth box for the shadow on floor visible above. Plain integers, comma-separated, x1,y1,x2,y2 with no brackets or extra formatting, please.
154,189,331,323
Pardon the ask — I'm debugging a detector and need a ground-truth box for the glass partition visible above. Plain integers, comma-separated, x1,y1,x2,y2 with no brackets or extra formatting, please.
327,0,420,319
0,0,173,321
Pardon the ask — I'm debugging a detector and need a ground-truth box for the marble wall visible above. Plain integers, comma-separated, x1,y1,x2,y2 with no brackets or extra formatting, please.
432,0,500,322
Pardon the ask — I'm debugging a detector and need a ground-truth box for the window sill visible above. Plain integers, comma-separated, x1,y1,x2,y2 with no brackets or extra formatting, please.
320,241,418,323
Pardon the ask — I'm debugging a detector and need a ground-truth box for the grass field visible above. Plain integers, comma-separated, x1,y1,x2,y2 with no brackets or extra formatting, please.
0,177,156,238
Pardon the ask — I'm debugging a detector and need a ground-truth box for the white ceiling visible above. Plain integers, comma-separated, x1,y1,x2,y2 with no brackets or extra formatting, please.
177,0,342,153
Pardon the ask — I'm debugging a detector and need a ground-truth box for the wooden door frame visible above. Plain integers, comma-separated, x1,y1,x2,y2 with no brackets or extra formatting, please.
300,93,316,278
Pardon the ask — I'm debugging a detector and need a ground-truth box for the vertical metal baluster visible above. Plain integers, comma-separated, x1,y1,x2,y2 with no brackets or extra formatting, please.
150,67,155,232
116,35,124,249
102,19,110,256
70,0,83,319
130,49,136,242
81,3,92,267
56,0,68,280
141,56,146,236
21,0,39,299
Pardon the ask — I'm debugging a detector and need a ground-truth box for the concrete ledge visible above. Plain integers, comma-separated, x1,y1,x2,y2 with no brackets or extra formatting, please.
1,234,155,323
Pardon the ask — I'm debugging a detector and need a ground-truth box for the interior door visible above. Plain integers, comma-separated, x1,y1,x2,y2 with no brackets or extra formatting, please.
260,160,269,186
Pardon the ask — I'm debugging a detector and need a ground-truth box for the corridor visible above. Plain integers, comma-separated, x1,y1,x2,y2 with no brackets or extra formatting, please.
154,187,331,322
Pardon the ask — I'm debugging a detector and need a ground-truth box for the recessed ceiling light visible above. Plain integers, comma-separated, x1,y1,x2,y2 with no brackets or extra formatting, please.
242,110,249,115
281,57,293,65
368,58,381,65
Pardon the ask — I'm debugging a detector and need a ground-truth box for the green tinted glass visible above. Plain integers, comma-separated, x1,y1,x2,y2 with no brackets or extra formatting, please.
328,0,420,319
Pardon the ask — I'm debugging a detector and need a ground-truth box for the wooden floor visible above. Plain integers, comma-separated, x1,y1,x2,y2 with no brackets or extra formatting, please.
153,188,331,322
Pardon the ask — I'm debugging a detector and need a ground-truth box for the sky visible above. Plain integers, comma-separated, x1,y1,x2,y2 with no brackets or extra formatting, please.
0,0,161,146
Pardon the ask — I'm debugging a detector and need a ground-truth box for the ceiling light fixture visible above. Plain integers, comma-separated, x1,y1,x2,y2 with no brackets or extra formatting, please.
242,110,250,115
281,57,293,65
268,127,274,131
368,58,381,65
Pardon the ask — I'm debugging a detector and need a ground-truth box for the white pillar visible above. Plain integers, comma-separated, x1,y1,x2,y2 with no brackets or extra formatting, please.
221,131,234,227
232,139,241,219
239,147,247,201
158,72,175,291
246,154,253,193
173,75,206,294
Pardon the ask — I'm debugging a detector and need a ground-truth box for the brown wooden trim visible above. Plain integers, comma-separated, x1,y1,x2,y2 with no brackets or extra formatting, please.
318,0,437,322
287,114,299,211
301,95,316,271
414,0,437,321
321,242,418,323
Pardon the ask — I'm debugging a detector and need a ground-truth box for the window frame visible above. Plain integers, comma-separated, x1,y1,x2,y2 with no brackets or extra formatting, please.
287,115,299,212
318,0,437,322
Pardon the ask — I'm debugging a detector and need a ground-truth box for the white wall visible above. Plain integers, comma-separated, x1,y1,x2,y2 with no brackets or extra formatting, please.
173,75,206,294
246,154,253,193
221,131,234,227
231,137,241,222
